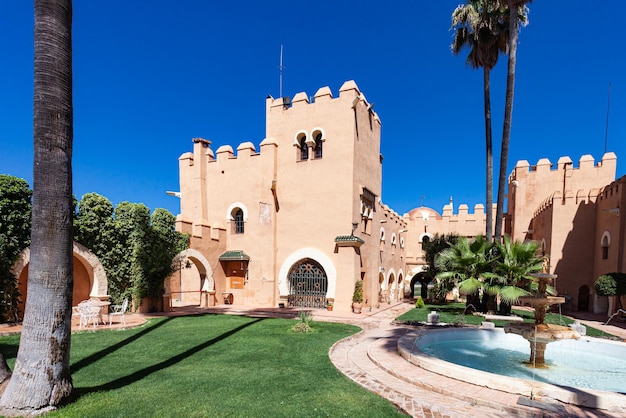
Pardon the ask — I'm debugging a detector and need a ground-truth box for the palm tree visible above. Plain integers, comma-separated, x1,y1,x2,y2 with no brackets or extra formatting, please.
494,0,531,240
0,0,74,411
451,0,509,243
435,236,495,307
488,236,543,314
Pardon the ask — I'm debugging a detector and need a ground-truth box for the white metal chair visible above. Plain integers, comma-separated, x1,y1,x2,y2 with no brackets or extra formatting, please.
78,304,101,329
109,298,129,325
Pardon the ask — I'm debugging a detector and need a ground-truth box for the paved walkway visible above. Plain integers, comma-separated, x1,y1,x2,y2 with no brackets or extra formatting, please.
1,302,625,417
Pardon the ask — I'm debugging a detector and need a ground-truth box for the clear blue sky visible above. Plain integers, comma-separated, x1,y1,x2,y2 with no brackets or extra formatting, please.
1,1,624,217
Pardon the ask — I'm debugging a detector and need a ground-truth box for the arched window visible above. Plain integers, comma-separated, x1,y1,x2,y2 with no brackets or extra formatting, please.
233,208,244,234
314,133,323,159
299,136,308,161
601,232,610,260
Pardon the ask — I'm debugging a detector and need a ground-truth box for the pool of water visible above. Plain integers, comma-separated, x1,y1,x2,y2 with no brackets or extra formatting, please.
415,328,626,394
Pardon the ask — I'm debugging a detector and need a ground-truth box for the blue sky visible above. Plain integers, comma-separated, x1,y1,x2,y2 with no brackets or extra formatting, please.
1,1,624,217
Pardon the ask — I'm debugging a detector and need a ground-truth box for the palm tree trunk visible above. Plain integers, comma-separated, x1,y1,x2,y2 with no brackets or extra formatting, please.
0,0,74,411
495,2,520,241
483,67,493,243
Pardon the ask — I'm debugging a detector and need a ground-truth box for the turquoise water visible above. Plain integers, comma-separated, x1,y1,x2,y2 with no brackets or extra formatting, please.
416,329,626,393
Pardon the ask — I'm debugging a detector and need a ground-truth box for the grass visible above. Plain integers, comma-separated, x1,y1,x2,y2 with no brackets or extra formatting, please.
397,302,617,339
0,314,405,417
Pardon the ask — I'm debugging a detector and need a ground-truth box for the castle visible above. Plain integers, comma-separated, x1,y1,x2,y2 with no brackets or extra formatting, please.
170,80,624,314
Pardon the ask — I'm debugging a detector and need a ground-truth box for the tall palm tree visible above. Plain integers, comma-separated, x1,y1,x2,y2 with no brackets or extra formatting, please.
451,0,509,243
494,0,531,240
0,0,74,411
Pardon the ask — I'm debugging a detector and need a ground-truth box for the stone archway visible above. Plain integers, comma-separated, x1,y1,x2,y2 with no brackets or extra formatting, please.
12,242,109,318
409,272,430,299
171,248,213,306
286,258,328,308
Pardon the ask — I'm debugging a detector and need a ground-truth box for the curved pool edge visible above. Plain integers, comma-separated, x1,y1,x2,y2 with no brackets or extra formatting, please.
398,327,626,412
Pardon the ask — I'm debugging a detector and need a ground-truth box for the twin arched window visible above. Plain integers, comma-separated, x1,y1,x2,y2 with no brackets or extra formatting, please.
296,129,324,161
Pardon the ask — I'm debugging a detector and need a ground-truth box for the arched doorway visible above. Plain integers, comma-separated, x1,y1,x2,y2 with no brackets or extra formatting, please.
388,273,396,301
171,248,213,306
287,258,328,308
578,285,590,312
12,242,109,319
409,272,430,299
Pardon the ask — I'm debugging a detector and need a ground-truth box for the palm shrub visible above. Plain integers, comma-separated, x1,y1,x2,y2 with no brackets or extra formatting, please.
435,236,494,308
488,236,543,314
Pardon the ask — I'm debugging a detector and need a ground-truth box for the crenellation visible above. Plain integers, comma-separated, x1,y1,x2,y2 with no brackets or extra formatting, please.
236,141,257,157
179,152,194,166
291,91,309,106
513,154,617,177
578,154,595,169
215,145,234,157
557,156,573,170
314,86,333,100
380,202,406,227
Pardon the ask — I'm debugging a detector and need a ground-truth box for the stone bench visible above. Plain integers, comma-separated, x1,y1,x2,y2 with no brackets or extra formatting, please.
483,314,524,322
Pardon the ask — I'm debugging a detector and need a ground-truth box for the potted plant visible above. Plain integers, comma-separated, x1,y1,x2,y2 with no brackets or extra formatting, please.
327,300,334,311
352,280,363,314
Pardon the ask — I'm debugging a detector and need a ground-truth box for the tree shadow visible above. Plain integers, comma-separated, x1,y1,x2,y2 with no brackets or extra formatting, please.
68,317,264,402
70,315,177,374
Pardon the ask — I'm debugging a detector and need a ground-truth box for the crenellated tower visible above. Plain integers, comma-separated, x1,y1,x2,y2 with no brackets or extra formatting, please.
507,153,616,242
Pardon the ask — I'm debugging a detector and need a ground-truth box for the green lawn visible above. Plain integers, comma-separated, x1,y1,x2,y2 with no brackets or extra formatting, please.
397,302,617,339
0,315,405,417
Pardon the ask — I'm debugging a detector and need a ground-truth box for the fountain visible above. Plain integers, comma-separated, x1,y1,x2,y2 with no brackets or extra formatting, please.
503,273,580,367
400,268,626,411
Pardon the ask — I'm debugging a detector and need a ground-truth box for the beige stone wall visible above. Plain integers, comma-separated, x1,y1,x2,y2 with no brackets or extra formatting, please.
508,153,616,242
174,79,625,316
176,81,397,312
510,154,619,313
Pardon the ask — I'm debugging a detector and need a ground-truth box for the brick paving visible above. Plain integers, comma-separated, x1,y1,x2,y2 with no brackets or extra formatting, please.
2,302,625,417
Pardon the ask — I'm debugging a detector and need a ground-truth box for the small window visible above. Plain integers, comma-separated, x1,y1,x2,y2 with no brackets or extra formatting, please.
314,133,323,159
299,136,308,161
233,208,244,234
601,232,610,260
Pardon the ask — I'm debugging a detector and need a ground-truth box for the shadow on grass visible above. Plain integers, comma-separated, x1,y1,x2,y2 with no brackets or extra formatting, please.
69,317,265,401
70,315,176,374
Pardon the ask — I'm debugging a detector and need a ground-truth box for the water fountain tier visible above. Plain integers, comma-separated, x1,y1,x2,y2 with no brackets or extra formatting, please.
504,273,580,367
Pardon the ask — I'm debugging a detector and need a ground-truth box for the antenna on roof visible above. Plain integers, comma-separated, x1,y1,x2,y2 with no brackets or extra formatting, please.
279,45,284,98
604,81,611,154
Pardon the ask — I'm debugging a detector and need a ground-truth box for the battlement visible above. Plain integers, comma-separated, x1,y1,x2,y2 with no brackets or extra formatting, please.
379,201,406,228
265,80,381,123
598,174,626,202
510,153,616,182
179,137,280,167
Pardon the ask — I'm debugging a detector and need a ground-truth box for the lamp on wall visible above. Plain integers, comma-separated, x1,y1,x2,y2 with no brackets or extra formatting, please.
351,222,359,236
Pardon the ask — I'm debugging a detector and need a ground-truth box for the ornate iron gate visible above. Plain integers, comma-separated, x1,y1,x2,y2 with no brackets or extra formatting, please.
287,258,328,308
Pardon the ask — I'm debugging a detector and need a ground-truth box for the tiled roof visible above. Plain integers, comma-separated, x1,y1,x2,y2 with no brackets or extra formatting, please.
218,250,250,261
334,235,365,244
